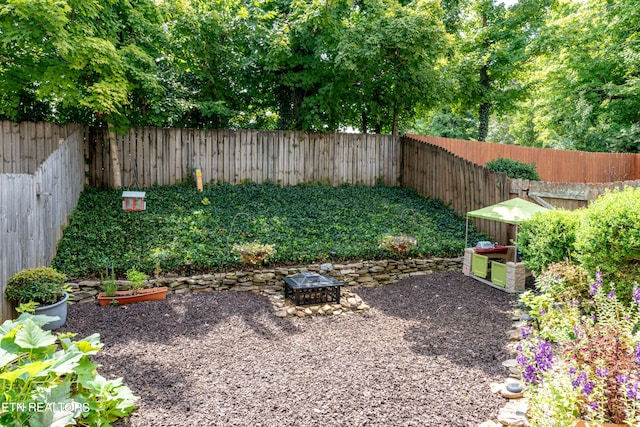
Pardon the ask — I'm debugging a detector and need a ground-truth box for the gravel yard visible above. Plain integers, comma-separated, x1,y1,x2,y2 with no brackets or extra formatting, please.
63,272,515,427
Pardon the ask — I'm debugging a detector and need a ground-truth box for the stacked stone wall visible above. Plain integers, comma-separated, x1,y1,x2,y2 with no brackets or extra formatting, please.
70,257,463,303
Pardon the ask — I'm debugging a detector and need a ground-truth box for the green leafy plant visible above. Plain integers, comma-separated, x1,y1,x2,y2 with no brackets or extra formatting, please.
485,157,541,181
575,187,640,303
232,242,275,265
378,234,417,254
100,269,118,297
519,274,640,426
536,262,590,303
0,308,138,426
5,267,70,306
517,208,582,275
126,268,148,291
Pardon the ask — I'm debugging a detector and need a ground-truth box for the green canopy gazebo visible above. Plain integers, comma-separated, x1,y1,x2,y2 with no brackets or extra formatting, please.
465,197,550,253
463,197,549,293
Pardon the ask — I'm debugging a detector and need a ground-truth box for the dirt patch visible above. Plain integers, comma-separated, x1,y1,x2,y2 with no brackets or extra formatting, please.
63,272,515,427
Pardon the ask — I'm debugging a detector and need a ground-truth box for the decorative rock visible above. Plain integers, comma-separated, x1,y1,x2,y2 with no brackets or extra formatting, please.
497,399,529,426
275,310,288,318
478,421,502,427
320,263,333,271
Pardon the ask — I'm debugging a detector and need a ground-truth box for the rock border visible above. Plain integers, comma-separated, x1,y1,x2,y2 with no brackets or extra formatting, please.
68,257,463,304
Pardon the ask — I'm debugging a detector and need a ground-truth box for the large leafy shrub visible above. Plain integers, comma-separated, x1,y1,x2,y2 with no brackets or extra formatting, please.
517,209,582,275
0,312,137,426
6,267,68,305
575,187,640,302
485,157,541,181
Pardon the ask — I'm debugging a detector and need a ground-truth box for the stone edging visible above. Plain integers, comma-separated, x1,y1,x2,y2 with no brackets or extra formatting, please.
68,257,463,304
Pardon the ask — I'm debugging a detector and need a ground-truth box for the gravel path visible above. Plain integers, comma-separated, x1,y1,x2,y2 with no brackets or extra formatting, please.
63,272,515,427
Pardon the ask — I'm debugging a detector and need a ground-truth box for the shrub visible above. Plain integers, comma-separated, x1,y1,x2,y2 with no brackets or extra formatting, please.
575,187,640,303
485,157,541,180
5,267,69,306
0,311,137,426
536,262,590,303
378,234,417,254
232,242,275,265
517,209,583,275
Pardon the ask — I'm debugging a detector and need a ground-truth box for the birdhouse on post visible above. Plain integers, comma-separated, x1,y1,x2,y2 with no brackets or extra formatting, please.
122,191,146,211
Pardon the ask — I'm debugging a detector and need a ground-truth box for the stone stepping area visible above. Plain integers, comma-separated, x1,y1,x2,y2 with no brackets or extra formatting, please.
262,288,370,318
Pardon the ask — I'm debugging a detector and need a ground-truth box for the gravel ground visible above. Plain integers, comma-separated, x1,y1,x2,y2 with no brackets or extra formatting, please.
63,272,516,427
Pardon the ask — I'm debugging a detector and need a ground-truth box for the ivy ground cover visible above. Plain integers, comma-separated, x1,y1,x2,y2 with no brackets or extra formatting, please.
53,182,485,278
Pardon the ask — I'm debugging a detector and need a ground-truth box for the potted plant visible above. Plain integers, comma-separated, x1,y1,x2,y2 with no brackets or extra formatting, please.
97,267,167,306
232,242,275,265
378,234,417,254
5,267,71,330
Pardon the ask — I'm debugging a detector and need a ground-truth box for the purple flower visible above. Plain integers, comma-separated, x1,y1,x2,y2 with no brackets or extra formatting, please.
520,326,532,339
539,308,547,315
636,343,640,365
607,289,616,300
572,371,587,390
617,374,630,384
571,300,579,307
590,282,599,297
588,401,599,411
633,286,640,306
627,382,639,400
596,270,603,283
596,368,608,377
583,381,595,396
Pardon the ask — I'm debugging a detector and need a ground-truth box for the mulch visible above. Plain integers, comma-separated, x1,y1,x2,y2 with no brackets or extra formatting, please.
62,271,515,427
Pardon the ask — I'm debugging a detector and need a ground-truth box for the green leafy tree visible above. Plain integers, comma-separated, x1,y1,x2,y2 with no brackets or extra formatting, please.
449,0,550,141
0,0,165,186
520,0,640,152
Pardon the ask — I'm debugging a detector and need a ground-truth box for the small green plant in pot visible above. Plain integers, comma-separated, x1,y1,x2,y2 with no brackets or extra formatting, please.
126,268,148,292
5,267,71,330
100,269,118,297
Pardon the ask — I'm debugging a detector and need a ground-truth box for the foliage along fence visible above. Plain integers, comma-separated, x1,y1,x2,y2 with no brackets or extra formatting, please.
401,135,512,244
0,122,85,320
87,127,401,188
408,134,640,183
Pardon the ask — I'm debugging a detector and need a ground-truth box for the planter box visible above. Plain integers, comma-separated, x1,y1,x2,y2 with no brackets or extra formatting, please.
97,287,168,306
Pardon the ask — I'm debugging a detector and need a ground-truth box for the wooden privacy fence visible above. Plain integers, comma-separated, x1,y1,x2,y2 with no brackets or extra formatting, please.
1,121,80,175
88,127,401,188
401,135,512,244
0,123,85,321
408,134,640,183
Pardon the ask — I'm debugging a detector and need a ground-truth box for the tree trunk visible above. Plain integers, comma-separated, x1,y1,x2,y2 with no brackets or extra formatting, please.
107,123,122,188
361,111,368,134
478,59,491,141
478,102,490,142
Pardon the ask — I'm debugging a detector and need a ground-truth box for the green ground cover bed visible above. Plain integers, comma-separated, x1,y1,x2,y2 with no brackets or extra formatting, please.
53,183,485,278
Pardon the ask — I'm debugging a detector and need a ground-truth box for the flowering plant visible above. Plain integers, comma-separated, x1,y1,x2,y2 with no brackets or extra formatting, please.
378,234,417,254
518,272,640,426
232,242,275,265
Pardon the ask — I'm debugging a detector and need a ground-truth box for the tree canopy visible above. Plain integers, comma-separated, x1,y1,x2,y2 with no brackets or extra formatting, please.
1,0,638,151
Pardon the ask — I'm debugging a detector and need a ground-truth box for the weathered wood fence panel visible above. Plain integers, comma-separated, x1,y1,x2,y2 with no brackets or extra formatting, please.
408,134,640,183
88,128,401,188
0,125,84,321
0,121,79,175
401,135,512,243
510,179,640,210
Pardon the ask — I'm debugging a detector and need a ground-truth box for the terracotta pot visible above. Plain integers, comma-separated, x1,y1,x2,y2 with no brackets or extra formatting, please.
97,287,168,306
574,420,629,427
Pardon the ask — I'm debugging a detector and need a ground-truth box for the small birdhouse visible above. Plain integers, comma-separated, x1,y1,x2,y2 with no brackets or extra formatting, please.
122,191,146,211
